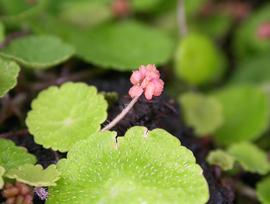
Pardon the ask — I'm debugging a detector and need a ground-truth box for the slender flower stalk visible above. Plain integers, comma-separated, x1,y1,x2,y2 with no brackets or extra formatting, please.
177,0,188,37
101,64,164,132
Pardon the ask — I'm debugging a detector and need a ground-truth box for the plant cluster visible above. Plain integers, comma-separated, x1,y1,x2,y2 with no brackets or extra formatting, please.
0,0,270,203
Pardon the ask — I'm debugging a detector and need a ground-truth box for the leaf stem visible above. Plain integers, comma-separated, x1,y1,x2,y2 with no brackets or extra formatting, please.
177,0,188,37
101,94,141,131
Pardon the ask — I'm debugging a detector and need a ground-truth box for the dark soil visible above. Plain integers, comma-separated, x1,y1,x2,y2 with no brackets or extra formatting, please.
1,71,234,204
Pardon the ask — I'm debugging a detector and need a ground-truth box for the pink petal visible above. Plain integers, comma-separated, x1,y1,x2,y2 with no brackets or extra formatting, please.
128,85,143,98
141,76,151,89
144,83,155,100
146,64,160,79
152,79,164,96
130,70,143,85
138,65,147,76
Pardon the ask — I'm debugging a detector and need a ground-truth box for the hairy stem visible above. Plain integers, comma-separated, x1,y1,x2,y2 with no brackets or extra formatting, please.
177,0,188,37
101,94,141,131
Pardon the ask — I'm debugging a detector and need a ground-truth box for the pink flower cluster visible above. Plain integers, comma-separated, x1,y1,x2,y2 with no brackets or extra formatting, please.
128,64,164,100
257,22,270,39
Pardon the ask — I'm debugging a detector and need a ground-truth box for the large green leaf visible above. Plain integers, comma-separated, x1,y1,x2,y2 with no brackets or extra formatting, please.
228,142,270,175
6,164,60,187
0,56,20,97
0,35,75,69
179,92,223,136
31,19,174,71
26,82,108,152
70,21,174,70
47,127,209,204
0,139,36,171
213,85,269,145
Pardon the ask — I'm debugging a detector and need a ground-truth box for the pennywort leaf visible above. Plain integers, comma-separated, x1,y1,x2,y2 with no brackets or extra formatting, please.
0,139,36,171
175,33,225,85
66,21,174,70
179,92,223,136
228,142,270,175
213,85,269,145
206,150,235,171
26,82,108,152
47,127,209,204
0,35,75,69
0,56,20,97
5,164,60,187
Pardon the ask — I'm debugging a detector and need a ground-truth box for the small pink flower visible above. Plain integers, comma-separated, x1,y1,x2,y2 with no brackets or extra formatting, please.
128,85,143,98
129,64,164,100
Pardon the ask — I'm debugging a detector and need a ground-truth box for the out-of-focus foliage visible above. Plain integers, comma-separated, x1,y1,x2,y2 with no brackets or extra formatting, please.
0,166,5,189
175,33,225,86
257,176,270,204
230,56,270,85
179,92,223,136
228,142,270,175
0,22,4,43
206,150,235,171
0,35,75,69
33,20,174,71
234,5,270,60
0,0,47,25
213,86,269,146
0,57,20,97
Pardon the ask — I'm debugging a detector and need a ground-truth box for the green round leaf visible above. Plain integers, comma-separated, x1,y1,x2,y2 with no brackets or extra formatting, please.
67,21,174,70
230,56,270,85
175,33,225,85
26,82,108,152
257,176,270,204
0,35,75,69
206,150,235,171
0,139,36,171
179,92,223,136
0,56,20,97
213,85,269,145
228,142,270,175
47,127,209,204
234,5,270,59
0,165,5,189
5,164,60,187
